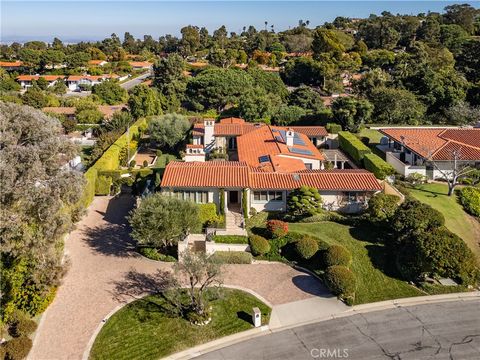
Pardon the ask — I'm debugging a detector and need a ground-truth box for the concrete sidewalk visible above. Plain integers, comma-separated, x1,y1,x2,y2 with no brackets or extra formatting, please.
269,296,348,329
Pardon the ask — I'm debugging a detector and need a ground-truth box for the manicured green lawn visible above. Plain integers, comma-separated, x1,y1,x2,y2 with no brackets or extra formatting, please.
357,128,383,145
407,183,480,258
89,288,270,360
289,222,423,304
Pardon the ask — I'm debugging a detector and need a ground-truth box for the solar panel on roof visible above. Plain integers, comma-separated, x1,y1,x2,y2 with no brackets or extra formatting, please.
275,135,283,142
293,136,305,146
288,147,313,156
259,155,270,163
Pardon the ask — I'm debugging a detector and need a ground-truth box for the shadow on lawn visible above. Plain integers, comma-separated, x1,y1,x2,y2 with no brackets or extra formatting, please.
236,311,253,325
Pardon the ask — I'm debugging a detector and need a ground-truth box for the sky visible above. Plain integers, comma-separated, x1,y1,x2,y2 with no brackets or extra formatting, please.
1,1,479,43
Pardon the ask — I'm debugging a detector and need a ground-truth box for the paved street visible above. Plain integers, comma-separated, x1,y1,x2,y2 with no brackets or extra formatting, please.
120,72,151,90
197,299,480,360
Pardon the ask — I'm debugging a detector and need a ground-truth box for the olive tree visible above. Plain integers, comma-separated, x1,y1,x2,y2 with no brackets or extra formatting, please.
148,113,190,150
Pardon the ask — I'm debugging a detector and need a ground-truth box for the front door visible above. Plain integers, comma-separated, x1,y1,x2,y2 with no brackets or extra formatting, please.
229,191,239,204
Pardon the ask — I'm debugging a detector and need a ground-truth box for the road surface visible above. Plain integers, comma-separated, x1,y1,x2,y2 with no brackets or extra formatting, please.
197,299,480,360
120,71,151,90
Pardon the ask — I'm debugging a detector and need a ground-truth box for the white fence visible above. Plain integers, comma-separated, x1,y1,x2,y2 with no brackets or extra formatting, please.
386,152,426,177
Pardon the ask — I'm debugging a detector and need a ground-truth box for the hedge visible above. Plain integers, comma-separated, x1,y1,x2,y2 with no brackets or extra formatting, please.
458,186,480,218
326,123,342,134
4,336,32,360
363,152,395,179
324,265,356,302
84,117,147,200
294,235,319,259
198,203,219,227
210,251,252,264
266,220,288,238
338,131,371,163
138,247,176,262
324,245,352,267
212,235,248,244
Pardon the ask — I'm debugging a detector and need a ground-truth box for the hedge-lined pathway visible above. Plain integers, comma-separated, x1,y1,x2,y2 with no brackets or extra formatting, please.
29,195,330,360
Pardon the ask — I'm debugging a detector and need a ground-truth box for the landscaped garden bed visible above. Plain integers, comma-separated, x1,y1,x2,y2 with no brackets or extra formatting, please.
89,288,270,360
212,235,248,244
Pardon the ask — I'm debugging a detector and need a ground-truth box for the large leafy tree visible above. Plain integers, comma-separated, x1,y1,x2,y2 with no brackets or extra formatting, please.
331,97,373,132
148,113,190,150
238,86,280,122
370,87,426,125
288,85,326,113
128,194,201,249
0,102,84,319
128,84,163,119
92,80,128,105
186,68,253,111
153,54,187,106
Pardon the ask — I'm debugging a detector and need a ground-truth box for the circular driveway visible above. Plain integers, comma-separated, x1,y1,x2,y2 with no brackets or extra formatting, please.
30,195,328,360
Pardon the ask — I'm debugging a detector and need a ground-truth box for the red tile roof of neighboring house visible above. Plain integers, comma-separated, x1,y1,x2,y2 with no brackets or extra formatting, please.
379,128,480,161
88,60,107,65
67,74,119,81
161,161,250,188
0,61,23,67
161,162,381,191
129,61,153,68
17,75,64,81
42,104,126,119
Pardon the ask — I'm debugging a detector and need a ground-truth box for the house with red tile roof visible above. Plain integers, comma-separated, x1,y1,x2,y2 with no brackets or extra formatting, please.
66,74,120,91
160,117,381,215
378,127,480,179
16,75,65,89
128,61,153,70
88,60,108,66
0,61,24,71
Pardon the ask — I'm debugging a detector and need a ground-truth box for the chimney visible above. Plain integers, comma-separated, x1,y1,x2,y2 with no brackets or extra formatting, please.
286,129,294,147
203,119,215,150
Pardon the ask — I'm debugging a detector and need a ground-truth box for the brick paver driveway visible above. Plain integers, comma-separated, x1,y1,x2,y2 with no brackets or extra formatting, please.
30,195,326,360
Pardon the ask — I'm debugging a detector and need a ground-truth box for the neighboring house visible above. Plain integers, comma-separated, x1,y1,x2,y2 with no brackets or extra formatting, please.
128,61,153,70
161,162,381,214
161,117,381,216
43,104,126,120
66,74,120,91
88,60,108,66
16,75,65,89
378,127,480,179
0,61,24,71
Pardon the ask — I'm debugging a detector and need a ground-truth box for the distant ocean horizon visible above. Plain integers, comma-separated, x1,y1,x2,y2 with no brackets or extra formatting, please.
2,1,479,44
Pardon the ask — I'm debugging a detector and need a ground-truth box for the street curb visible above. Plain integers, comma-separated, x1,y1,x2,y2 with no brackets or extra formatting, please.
163,291,480,359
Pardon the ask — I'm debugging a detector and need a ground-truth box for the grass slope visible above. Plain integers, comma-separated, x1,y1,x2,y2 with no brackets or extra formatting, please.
289,222,423,304
407,183,480,258
89,288,270,360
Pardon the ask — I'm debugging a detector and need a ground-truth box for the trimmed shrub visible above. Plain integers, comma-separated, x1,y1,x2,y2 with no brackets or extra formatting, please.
266,220,289,238
338,131,371,164
294,235,319,259
458,186,480,218
326,123,342,134
212,235,248,244
219,189,225,215
298,211,346,223
324,265,356,300
81,167,97,208
4,336,32,360
242,189,248,219
210,251,252,264
138,247,176,262
8,316,37,338
324,245,352,267
198,203,219,227
363,153,395,179
0,346,6,360
249,235,271,256
367,193,399,224
287,186,323,216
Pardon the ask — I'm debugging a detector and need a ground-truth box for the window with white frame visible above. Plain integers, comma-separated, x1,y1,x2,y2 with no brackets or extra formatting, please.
172,190,208,203
253,190,283,202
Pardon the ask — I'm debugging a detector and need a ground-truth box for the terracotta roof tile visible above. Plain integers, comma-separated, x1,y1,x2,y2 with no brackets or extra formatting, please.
290,126,328,137
17,75,64,81
380,128,480,161
161,161,249,188
0,61,23,67
161,162,381,191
